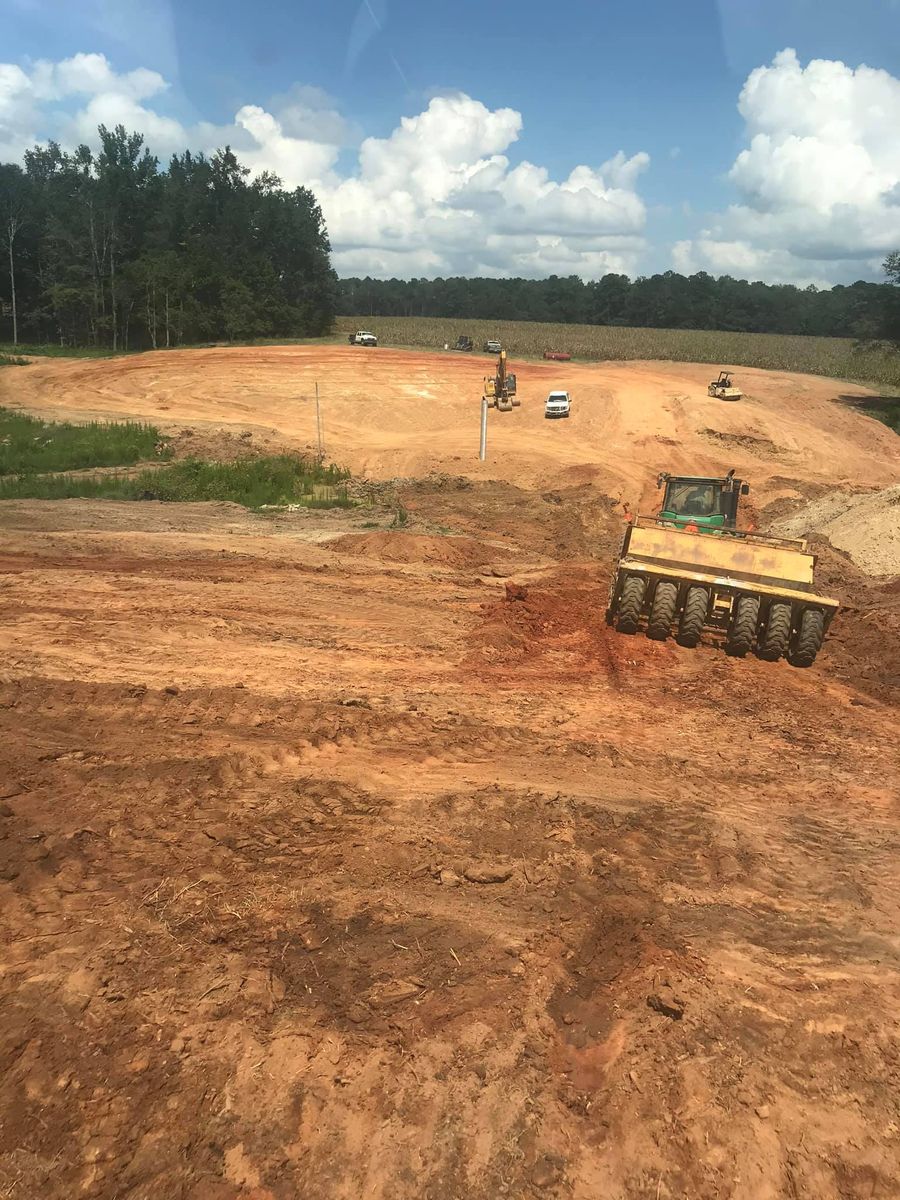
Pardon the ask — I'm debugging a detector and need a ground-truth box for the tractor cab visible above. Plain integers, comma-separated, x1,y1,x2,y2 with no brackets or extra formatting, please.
656,469,749,530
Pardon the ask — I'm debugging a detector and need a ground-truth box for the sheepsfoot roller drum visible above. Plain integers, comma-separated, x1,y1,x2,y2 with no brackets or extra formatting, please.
605,471,839,666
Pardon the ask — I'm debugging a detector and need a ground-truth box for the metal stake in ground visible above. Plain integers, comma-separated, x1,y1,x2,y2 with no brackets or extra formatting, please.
479,395,488,461
315,382,324,461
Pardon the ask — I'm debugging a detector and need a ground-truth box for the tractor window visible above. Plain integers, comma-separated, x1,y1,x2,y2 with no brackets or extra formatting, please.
665,482,726,518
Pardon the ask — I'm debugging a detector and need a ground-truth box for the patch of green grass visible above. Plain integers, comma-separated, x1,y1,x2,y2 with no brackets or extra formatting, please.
0,342,123,359
0,353,29,367
0,408,167,476
0,455,354,509
860,398,900,433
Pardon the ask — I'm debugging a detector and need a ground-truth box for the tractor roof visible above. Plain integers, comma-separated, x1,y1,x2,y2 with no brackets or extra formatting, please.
663,474,741,484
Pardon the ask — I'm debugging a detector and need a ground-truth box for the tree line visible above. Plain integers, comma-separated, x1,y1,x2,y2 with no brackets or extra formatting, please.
2,123,897,350
0,125,337,350
338,266,900,341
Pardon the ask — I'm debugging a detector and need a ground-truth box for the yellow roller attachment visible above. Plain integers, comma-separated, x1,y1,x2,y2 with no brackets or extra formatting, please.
626,521,815,587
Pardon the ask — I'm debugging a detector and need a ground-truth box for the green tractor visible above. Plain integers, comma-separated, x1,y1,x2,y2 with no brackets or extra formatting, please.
656,469,750,531
607,466,839,666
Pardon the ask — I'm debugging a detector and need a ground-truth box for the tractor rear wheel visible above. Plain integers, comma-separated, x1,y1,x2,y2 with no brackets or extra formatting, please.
788,608,825,667
647,581,679,640
725,594,759,657
677,586,709,647
758,601,792,661
616,575,646,634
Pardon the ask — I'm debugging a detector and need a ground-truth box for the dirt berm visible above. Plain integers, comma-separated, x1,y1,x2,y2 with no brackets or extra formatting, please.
771,483,900,576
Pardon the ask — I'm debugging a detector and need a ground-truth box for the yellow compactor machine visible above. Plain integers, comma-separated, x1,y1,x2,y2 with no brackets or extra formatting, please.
606,470,839,666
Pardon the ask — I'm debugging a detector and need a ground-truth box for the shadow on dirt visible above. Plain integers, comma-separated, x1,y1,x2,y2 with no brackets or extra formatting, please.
836,393,900,433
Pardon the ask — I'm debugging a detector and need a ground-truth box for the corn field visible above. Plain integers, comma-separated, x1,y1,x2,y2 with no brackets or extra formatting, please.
335,315,900,391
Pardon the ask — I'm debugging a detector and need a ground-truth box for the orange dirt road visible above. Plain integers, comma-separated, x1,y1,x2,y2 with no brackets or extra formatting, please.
0,348,898,1200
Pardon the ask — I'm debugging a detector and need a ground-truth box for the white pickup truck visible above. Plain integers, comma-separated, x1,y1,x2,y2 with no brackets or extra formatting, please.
348,330,378,346
545,390,571,419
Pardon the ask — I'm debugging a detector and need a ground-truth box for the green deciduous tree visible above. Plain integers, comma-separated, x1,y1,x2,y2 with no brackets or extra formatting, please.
884,251,900,344
0,163,30,344
336,271,895,339
0,129,336,349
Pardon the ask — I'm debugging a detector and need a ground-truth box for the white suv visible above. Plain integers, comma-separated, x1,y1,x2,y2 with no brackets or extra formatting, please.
545,390,571,419
349,330,378,346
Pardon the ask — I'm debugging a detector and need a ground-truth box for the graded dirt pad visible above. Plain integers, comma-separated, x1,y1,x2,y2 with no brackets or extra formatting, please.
0,347,899,1199
2,346,898,507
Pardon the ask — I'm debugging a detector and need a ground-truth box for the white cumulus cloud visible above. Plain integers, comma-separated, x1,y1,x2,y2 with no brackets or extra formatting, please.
319,95,650,276
0,53,651,280
675,48,900,284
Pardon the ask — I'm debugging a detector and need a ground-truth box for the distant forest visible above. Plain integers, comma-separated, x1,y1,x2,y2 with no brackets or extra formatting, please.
338,269,900,341
3,125,897,350
0,125,337,350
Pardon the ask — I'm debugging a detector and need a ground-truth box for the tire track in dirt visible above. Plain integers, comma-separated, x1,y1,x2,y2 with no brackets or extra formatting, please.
0,491,898,1199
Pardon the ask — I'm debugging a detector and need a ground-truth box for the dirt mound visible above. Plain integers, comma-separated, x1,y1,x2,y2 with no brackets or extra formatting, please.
700,427,785,457
165,425,293,461
467,569,657,685
771,484,900,576
326,530,515,568
796,541,900,703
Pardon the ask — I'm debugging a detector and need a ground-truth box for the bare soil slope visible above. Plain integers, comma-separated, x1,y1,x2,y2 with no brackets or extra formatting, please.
771,484,900,576
0,347,898,1200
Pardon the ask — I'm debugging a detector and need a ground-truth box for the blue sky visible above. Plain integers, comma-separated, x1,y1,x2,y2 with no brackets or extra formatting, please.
3,0,900,285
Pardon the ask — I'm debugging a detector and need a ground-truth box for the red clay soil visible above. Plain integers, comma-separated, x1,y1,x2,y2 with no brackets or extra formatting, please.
326,531,517,569
0,346,898,1199
0,493,898,1200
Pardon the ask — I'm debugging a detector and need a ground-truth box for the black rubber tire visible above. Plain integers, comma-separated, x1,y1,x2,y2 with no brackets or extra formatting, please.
647,581,678,641
788,608,825,668
615,576,647,634
725,594,759,657
677,586,709,647
758,601,792,661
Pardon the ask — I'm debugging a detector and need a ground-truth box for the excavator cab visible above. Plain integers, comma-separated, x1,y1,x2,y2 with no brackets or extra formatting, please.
657,469,749,530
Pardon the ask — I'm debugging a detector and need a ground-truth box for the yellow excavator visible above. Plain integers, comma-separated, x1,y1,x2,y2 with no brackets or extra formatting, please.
483,350,519,412
606,470,839,666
